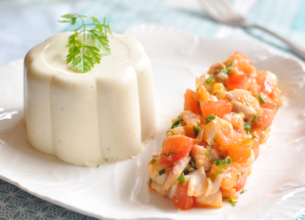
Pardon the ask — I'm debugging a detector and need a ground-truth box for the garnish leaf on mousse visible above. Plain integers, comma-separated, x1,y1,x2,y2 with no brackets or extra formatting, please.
59,14,112,73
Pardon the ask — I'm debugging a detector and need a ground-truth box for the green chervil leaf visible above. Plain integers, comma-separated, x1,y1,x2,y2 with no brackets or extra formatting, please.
205,114,215,124
59,14,112,73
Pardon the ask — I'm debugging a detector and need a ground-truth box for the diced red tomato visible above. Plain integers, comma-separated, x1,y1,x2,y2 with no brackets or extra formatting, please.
172,182,196,210
259,93,277,110
256,74,274,95
234,174,247,191
216,130,253,163
200,100,233,119
160,135,195,164
227,52,255,75
255,108,276,128
226,74,249,90
228,52,252,65
184,89,201,114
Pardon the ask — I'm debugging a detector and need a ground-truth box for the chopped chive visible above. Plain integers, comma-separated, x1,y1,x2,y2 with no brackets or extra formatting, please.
178,173,186,184
158,168,166,176
170,152,177,155
169,129,176,135
226,66,234,74
205,150,212,160
245,121,252,134
222,196,230,200
245,101,250,106
226,157,232,164
162,153,167,157
171,115,183,129
149,178,152,186
229,198,237,207
222,64,227,73
254,114,259,122
240,189,247,194
183,164,191,172
257,94,266,105
241,169,245,175
206,75,213,84
276,104,280,113
252,134,257,139
205,114,216,124
193,126,200,137
197,121,200,126
96,164,99,168
150,158,157,163
191,160,196,168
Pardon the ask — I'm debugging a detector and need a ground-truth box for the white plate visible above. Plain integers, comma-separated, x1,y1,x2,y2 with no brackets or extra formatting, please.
1,25,305,220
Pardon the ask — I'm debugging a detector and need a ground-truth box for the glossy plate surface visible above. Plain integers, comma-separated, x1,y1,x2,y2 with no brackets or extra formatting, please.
0,25,305,220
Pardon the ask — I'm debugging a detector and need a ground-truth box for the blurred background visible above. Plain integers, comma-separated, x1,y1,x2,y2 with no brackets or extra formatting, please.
0,0,305,219
0,0,305,68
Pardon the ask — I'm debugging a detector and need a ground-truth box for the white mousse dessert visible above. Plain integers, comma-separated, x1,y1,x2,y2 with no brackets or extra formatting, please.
24,32,157,166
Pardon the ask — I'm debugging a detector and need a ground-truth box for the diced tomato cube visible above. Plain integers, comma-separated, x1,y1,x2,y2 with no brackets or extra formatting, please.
200,99,233,119
172,182,196,210
226,74,249,90
160,135,195,164
184,89,201,114
255,107,276,128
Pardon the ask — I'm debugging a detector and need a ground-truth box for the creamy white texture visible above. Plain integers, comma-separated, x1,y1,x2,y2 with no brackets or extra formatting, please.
24,32,157,166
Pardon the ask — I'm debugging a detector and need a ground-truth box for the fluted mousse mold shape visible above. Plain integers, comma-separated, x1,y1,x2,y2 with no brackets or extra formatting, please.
24,32,157,166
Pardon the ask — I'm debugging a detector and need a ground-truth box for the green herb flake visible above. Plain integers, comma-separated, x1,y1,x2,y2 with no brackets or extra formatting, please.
183,164,191,172
214,157,232,174
193,126,200,137
245,121,252,134
171,115,183,129
150,158,157,163
226,66,234,74
59,14,112,73
170,152,177,155
169,129,177,135
254,114,259,122
276,104,280,113
206,75,213,84
178,173,186,184
149,178,152,186
205,114,216,124
252,134,257,139
197,121,200,126
162,153,167,157
229,198,237,207
240,189,247,194
257,94,266,105
158,168,166,176
221,64,227,73
245,101,250,107
191,160,197,169
205,150,212,160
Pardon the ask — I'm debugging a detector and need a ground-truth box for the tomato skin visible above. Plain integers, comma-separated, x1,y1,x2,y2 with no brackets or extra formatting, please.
255,107,276,128
160,135,195,164
200,100,233,119
228,51,252,65
226,74,249,90
172,182,196,210
184,89,201,114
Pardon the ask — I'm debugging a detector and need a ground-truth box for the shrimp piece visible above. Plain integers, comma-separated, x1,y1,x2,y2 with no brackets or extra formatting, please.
226,89,262,120
148,156,170,185
163,156,191,191
191,144,212,171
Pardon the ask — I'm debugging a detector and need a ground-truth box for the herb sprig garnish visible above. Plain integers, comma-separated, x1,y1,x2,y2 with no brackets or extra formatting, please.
59,14,112,73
